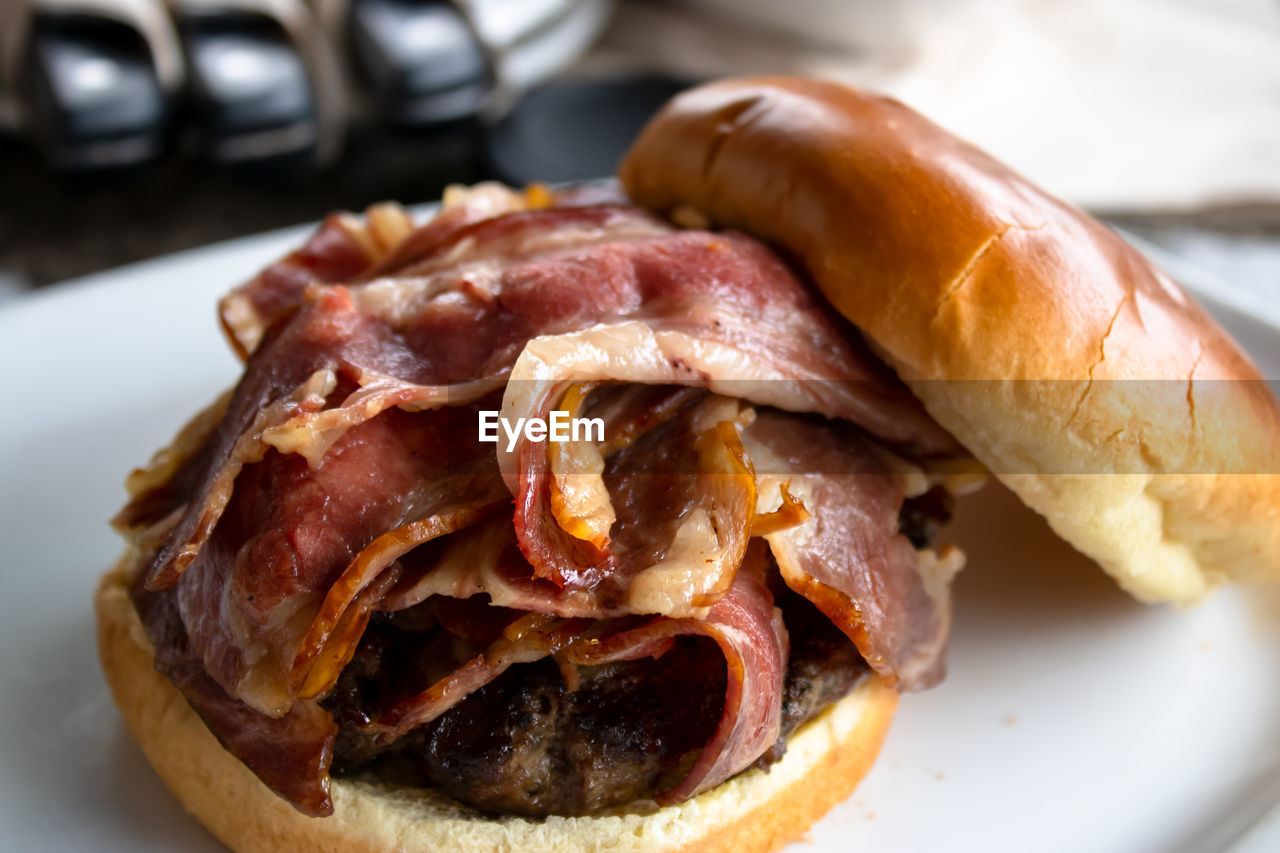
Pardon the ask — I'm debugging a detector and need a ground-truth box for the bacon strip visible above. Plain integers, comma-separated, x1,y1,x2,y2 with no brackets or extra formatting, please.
131,581,338,816
558,544,786,803
219,211,382,358
292,497,508,701
172,404,508,716
513,390,758,615
220,183,555,356
137,287,500,593
744,410,959,690
383,516,573,613
361,612,592,742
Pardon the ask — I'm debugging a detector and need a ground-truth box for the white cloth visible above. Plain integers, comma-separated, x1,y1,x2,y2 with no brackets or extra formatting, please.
595,0,1280,211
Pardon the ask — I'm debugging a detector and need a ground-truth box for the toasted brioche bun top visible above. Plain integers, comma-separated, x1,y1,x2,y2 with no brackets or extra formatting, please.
620,76,1280,604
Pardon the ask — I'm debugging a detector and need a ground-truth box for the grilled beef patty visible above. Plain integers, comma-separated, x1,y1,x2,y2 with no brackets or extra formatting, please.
325,588,870,816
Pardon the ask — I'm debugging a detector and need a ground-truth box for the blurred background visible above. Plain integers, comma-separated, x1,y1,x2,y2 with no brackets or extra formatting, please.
1,0,1278,305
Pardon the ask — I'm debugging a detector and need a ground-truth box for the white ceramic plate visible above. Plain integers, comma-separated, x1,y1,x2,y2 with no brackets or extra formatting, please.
0,219,1276,852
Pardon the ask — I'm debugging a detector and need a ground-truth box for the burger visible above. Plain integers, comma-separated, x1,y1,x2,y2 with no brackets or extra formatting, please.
96,76,1280,852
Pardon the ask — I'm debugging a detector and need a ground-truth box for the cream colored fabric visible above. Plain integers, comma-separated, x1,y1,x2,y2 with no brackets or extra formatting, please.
596,0,1280,210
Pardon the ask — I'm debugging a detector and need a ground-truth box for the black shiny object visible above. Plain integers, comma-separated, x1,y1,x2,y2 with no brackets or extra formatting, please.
178,12,318,166
22,13,167,170
349,0,490,127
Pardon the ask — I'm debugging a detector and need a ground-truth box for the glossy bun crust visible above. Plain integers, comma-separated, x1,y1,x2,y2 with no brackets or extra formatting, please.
621,76,1280,604
96,558,897,853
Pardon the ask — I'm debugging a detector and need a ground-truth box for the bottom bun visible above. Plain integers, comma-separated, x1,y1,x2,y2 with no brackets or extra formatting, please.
96,560,898,853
